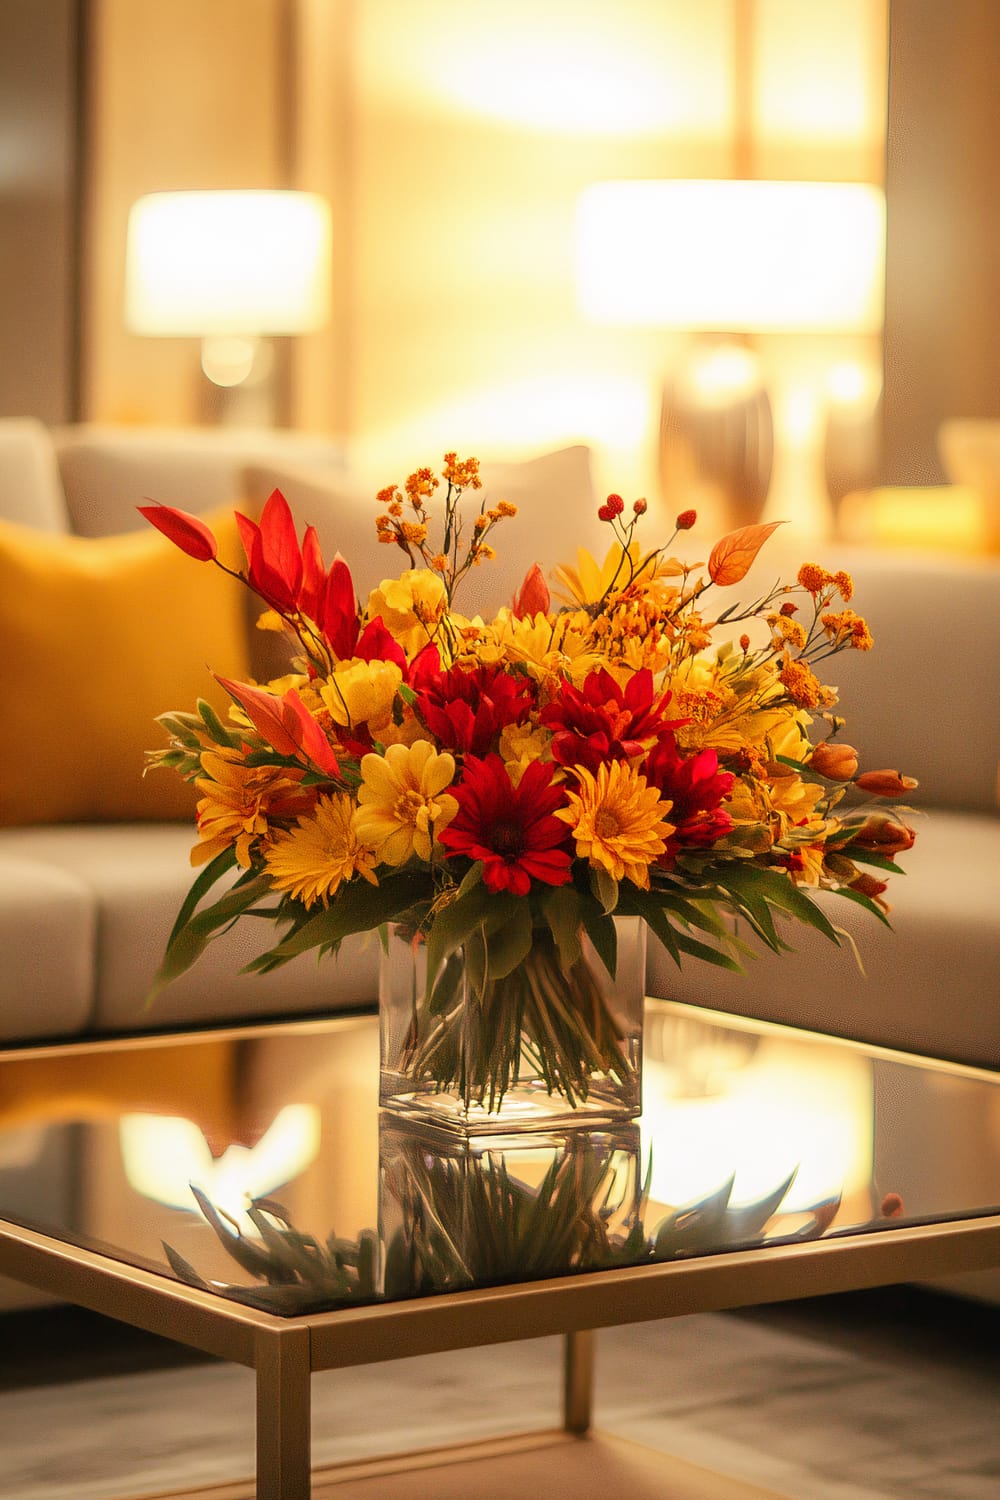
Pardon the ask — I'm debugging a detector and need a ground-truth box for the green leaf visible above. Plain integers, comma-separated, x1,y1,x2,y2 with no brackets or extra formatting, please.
424,884,518,994
541,885,583,972
839,844,905,875
579,898,617,979
456,860,484,898
148,869,274,1002
245,870,429,971
483,901,534,982
673,928,744,971
163,844,238,952
589,865,619,914
197,697,239,747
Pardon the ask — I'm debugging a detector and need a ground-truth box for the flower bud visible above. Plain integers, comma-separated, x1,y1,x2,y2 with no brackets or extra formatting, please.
138,502,218,562
675,509,697,531
808,740,859,780
739,633,751,653
850,813,916,857
854,769,919,797
633,497,647,515
849,870,890,905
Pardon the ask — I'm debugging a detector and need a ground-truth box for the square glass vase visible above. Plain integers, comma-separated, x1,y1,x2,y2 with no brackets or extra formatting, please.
379,916,646,1138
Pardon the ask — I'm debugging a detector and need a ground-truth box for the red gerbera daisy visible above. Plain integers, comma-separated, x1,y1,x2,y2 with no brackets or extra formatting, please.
642,734,735,865
541,667,687,775
414,662,535,755
438,755,573,895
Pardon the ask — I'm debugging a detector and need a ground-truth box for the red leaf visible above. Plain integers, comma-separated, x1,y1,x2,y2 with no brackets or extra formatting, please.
355,616,406,672
234,511,260,565
299,525,327,620
280,689,340,778
138,503,217,562
320,555,359,660
216,676,299,756
707,521,785,586
242,490,303,611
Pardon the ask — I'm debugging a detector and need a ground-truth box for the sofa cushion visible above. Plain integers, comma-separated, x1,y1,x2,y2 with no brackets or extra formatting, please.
242,443,606,617
54,425,344,538
0,825,379,1034
647,809,1000,1071
0,418,71,533
0,853,96,1041
0,511,250,826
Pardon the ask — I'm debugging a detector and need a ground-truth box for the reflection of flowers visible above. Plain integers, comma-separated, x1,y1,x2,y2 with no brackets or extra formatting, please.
165,1132,869,1314
379,1125,646,1297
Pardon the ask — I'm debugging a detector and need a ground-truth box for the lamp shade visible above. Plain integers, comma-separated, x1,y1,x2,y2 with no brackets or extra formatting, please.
575,180,885,333
125,190,332,337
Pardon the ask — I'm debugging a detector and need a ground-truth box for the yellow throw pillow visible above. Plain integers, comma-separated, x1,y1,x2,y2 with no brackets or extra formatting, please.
0,510,250,825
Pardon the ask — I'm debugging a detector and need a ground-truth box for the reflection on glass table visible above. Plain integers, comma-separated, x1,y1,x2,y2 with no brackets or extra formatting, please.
0,1001,996,1316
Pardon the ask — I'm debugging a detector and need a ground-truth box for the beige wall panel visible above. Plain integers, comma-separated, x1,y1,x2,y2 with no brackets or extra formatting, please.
342,0,888,514
81,0,287,425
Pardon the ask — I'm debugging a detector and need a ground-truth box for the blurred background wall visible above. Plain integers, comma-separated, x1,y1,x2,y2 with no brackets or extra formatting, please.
1,0,997,510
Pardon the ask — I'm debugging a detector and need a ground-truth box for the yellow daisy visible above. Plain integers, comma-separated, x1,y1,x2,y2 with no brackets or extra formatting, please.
192,750,306,869
556,761,675,890
354,740,458,865
265,793,378,907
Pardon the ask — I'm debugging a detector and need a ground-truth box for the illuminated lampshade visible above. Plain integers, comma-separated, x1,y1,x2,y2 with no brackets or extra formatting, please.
575,180,885,333
126,190,332,338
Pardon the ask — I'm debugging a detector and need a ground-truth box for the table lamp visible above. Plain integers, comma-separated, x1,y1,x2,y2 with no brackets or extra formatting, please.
125,189,332,424
574,179,885,536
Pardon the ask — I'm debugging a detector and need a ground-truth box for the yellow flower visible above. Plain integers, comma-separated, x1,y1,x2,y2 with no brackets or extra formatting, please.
553,542,687,609
265,793,377,907
496,610,603,686
366,569,448,656
499,721,552,786
354,740,458,865
320,659,402,731
778,653,823,709
556,761,675,890
192,749,306,869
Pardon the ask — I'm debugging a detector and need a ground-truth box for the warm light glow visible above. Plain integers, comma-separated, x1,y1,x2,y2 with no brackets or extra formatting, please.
642,1040,873,1214
125,191,332,337
678,344,764,407
120,1104,320,1228
359,0,732,136
827,359,882,414
575,180,885,331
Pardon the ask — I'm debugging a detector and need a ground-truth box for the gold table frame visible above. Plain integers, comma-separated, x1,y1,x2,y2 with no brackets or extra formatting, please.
2,1204,998,1497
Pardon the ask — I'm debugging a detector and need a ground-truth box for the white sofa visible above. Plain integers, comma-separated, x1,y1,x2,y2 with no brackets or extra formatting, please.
1,417,997,1304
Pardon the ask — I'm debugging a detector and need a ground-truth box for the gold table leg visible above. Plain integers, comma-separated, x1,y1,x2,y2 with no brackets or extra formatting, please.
562,1328,595,1434
255,1325,311,1500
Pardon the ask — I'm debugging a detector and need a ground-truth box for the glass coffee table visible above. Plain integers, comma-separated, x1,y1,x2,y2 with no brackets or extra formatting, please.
1,999,998,1500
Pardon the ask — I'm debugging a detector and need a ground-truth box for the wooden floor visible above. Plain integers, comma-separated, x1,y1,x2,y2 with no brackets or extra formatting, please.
128,1431,792,1500
3,1286,998,1500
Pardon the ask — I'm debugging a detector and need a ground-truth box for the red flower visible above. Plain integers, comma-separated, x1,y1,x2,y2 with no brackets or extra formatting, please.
415,663,535,755
236,489,303,613
642,734,734,865
438,756,573,896
512,562,551,619
541,668,686,776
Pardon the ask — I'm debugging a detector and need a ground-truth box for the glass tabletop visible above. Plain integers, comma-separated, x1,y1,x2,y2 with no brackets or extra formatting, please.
1,1000,997,1316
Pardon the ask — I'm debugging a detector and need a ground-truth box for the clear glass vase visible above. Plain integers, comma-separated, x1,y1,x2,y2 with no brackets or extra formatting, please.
379,916,646,1137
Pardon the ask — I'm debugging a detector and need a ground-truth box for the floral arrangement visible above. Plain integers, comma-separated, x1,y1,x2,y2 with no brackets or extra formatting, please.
141,455,916,1110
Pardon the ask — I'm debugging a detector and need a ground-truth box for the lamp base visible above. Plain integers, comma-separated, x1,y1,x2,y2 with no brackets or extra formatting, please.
659,341,773,532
